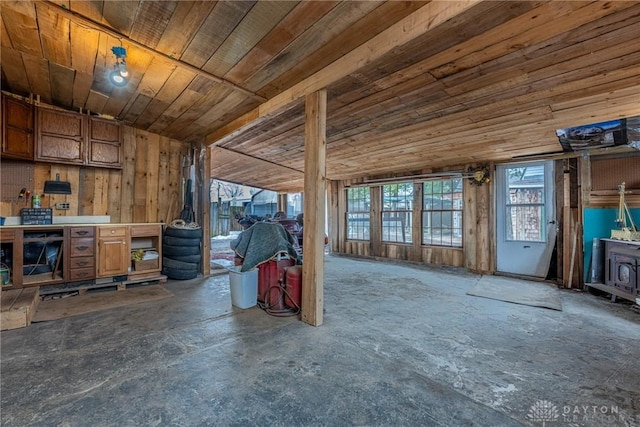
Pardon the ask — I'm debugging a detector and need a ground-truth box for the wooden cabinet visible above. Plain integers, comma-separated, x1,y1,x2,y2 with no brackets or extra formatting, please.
87,117,122,169
20,227,66,287
129,224,162,277
97,226,130,278
36,108,85,165
65,227,96,282
0,228,19,289
34,108,123,169
2,95,35,160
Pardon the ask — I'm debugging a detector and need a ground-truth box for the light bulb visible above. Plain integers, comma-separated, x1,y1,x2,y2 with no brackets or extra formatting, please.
109,69,127,87
118,62,129,77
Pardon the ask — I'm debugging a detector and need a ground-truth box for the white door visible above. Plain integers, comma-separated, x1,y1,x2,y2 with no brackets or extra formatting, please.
496,161,556,277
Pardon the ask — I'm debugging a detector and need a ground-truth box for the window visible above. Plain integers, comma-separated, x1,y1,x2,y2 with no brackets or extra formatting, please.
346,187,370,240
505,165,545,242
287,193,303,218
382,183,413,243
422,178,463,247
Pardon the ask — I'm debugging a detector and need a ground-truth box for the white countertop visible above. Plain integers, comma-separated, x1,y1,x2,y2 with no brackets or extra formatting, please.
2,215,111,226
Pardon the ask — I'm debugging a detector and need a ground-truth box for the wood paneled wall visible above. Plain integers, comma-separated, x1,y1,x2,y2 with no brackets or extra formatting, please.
1,126,192,223
328,164,493,272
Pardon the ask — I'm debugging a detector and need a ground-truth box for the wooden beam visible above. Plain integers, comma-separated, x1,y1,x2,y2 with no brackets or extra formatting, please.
202,146,211,276
37,0,266,103
205,0,481,146
301,89,327,327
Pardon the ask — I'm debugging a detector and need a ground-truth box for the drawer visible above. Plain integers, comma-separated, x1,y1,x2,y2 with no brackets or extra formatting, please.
98,226,128,238
130,224,161,237
68,267,95,281
69,256,95,269
70,227,95,238
0,229,15,242
69,238,95,257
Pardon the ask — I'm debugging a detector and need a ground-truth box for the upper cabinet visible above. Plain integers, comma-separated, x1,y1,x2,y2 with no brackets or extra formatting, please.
87,117,123,169
36,108,85,165
2,94,123,169
35,106,123,169
1,95,35,161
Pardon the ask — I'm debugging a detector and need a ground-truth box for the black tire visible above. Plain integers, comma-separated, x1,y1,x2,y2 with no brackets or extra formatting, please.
163,244,200,257
163,257,199,270
166,254,202,263
163,236,201,247
164,226,203,239
163,266,198,280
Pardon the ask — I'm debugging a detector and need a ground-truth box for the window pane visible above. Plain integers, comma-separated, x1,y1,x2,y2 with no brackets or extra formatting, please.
421,178,463,248
346,187,370,241
381,183,413,244
506,206,544,241
382,211,412,243
504,166,545,242
347,213,370,240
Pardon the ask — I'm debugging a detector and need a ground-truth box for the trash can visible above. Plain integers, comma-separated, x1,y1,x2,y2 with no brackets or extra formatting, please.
228,266,258,309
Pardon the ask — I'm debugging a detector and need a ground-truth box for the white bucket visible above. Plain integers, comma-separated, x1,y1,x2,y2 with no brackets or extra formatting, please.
228,266,258,309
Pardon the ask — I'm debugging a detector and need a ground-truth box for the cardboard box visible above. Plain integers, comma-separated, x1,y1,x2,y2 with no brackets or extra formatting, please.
133,258,159,271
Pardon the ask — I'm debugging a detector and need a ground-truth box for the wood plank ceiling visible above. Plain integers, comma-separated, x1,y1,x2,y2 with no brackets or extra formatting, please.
2,1,639,193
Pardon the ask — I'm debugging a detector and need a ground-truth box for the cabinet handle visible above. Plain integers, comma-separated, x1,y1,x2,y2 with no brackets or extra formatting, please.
76,231,88,236
75,245,88,251
77,261,88,266
77,272,88,277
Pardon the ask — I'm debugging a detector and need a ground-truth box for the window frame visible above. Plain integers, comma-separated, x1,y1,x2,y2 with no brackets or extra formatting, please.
421,177,464,248
345,187,370,241
381,182,413,244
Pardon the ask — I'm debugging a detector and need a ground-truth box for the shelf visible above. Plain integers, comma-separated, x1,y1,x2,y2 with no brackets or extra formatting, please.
22,272,64,286
23,237,65,243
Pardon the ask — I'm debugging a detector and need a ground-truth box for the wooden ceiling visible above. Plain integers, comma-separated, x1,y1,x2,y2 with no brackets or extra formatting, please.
2,1,639,193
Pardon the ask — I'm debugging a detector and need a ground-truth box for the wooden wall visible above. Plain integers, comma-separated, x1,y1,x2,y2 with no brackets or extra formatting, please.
1,126,192,223
328,163,492,272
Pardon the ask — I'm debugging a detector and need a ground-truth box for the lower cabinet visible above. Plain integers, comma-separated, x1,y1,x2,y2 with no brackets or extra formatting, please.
1,224,162,290
97,226,130,278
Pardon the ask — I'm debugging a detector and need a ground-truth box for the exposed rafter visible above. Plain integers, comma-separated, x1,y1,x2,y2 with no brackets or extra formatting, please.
205,0,482,146
38,0,267,103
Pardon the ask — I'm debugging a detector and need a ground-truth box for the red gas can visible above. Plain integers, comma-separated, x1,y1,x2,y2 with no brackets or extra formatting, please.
257,258,294,303
284,265,302,310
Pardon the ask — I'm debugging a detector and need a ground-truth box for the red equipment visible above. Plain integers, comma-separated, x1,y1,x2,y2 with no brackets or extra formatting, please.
257,258,294,304
284,265,302,309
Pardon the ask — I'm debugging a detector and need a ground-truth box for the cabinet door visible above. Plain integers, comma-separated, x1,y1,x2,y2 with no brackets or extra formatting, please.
97,226,130,277
97,237,130,277
87,117,122,169
36,108,85,165
2,95,34,160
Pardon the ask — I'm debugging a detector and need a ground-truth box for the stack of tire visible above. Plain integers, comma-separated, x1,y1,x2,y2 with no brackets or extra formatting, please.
162,220,202,280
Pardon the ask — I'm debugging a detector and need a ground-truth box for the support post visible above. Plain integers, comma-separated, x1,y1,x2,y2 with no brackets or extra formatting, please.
301,90,327,326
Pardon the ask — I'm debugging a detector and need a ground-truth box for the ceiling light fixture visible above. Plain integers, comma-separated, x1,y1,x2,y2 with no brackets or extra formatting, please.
109,46,128,87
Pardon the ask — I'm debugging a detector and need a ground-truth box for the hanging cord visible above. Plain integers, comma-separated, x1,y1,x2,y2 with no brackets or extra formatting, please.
257,279,300,317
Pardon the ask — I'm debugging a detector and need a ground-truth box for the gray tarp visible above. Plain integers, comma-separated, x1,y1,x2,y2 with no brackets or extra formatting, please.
230,222,301,272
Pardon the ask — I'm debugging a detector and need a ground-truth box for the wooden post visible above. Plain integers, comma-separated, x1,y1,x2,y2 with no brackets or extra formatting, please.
202,147,211,276
277,194,288,214
301,90,327,327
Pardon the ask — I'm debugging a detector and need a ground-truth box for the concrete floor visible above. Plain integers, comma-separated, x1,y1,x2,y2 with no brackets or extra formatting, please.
1,255,639,426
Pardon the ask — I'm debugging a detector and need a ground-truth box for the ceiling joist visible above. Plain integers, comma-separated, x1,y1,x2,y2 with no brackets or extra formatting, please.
38,0,267,103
